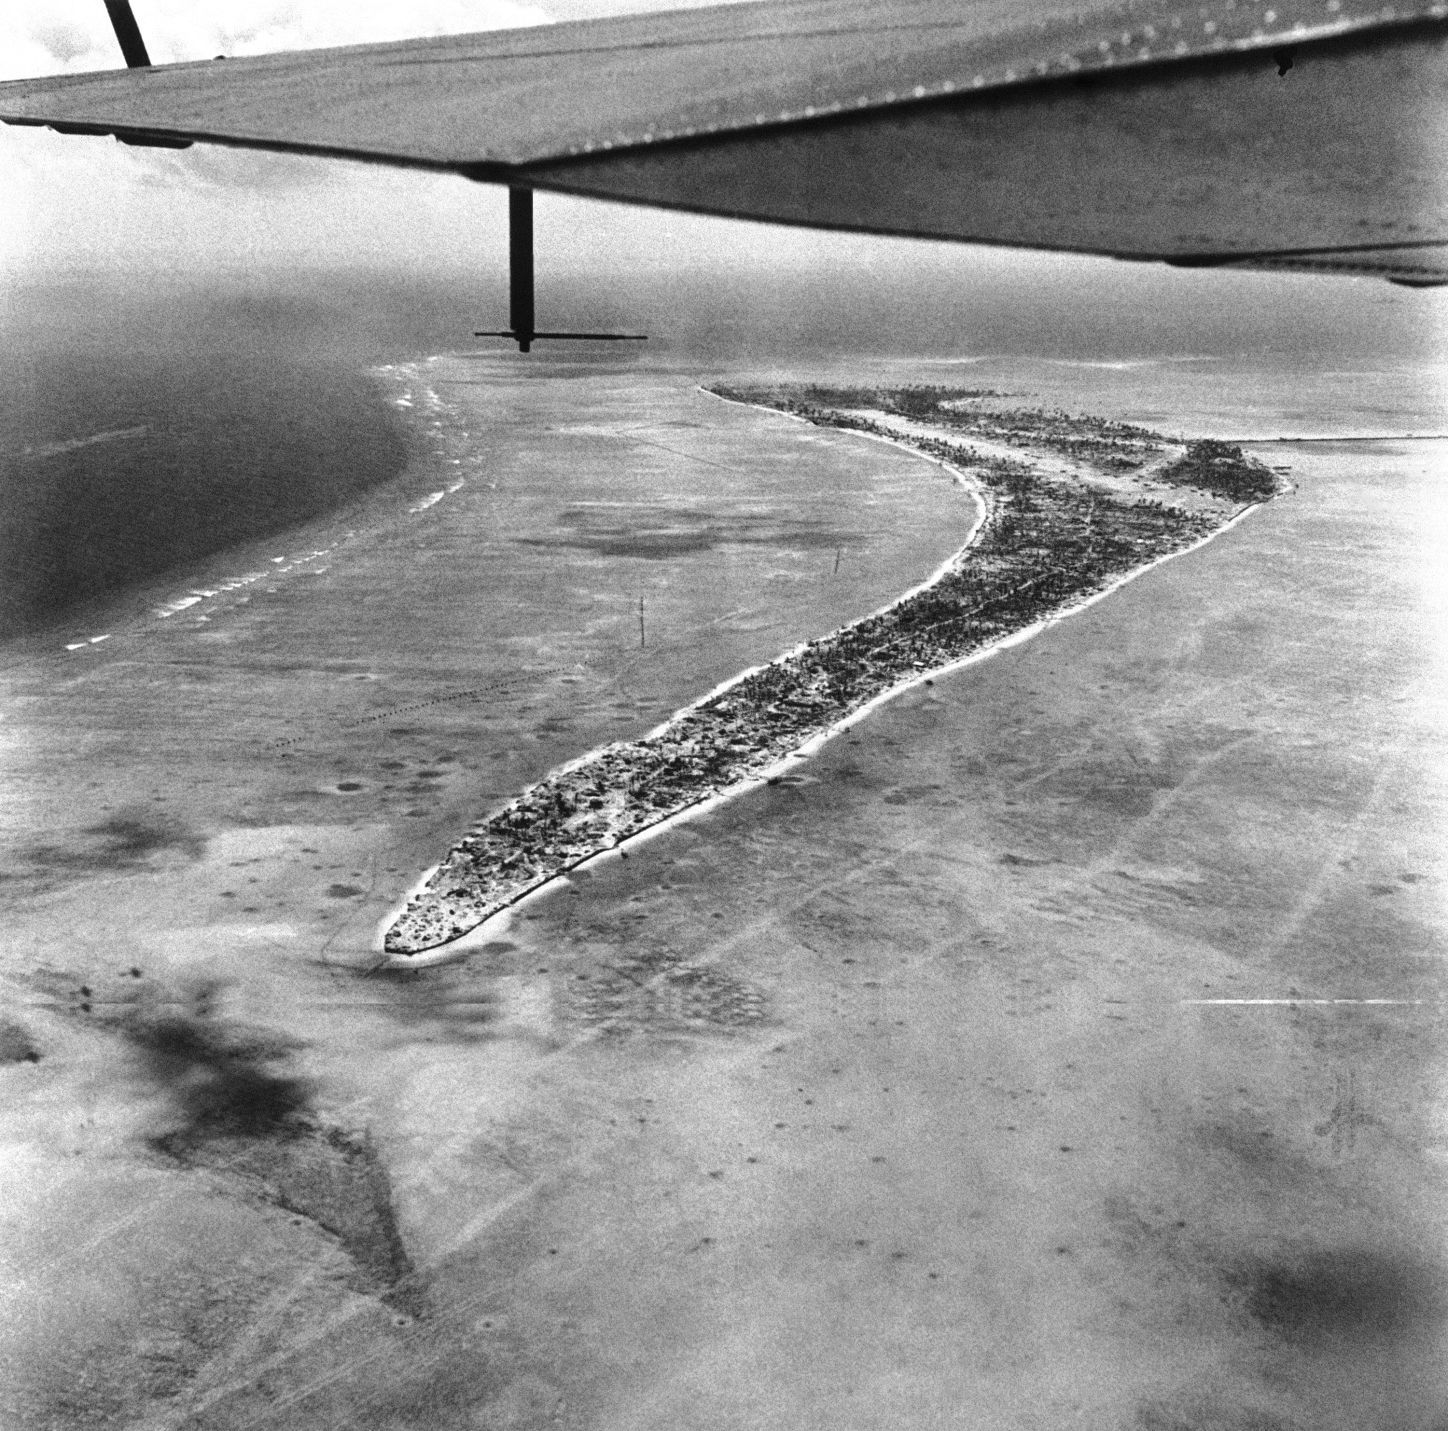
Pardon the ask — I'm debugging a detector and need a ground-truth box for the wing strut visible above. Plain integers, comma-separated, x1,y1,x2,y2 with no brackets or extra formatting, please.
97,1,192,146
102,0,151,68
475,187,647,354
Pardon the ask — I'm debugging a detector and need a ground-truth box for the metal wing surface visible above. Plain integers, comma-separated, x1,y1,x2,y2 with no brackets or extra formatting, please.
3,0,1446,281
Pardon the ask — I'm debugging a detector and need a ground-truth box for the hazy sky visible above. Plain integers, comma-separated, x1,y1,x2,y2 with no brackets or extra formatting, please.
2,1,1444,362
0,0,792,282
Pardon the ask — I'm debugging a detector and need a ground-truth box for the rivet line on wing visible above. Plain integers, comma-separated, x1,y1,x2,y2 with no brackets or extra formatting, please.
554,1,1443,158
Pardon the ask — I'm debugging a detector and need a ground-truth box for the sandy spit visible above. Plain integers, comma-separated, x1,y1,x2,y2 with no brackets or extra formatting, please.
377,389,1271,967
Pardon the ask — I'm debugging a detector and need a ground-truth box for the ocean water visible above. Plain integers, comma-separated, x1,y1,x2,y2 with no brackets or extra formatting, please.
0,350,976,875
728,353,1448,440
4,251,1442,650
4,343,1441,692
5,336,1436,666
0,350,409,637
3,341,1439,890
4,326,1446,1430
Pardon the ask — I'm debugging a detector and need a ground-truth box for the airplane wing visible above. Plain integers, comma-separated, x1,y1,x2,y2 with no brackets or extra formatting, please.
2,0,1445,283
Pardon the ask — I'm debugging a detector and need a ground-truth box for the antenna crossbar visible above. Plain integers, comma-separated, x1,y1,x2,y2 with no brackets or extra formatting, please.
476,187,646,353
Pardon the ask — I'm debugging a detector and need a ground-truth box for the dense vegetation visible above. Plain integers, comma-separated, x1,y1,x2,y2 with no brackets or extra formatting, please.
713,383,1166,471
1158,440,1277,503
389,382,1279,952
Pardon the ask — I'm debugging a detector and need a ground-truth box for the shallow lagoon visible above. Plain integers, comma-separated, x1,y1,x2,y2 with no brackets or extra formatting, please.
2,351,1446,1430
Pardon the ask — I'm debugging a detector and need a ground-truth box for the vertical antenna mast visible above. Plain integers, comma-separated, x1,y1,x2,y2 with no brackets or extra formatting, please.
476,186,646,353
509,187,536,352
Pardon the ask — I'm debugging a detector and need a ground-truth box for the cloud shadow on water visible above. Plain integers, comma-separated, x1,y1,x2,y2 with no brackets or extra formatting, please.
517,504,862,560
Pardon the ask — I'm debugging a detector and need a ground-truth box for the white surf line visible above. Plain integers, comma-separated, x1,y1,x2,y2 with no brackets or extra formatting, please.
154,594,205,617
379,366,473,516
379,391,1272,966
21,424,148,459
698,388,1275,683
152,545,340,621
373,788,725,968
375,399,991,963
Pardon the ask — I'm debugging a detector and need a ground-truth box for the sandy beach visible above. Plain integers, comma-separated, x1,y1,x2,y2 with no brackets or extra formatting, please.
385,384,1272,956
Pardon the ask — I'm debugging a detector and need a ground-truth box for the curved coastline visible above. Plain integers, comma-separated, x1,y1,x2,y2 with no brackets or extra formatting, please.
375,401,992,966
380,384,1278,961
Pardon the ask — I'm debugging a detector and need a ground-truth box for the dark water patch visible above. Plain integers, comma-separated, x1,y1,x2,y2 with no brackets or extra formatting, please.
1135,1396,1298,1431
1192,1118,1312,1184
517,505,860,561
156,1118,417,1308
523,530,716,560
124,1009,417,1305
88,813,205,864
1227,1246,1448,1344
363,962,504,1041
0,345,406,638
560,959,767,1036
20,810,206,877
0,1021,42,1064
130,1016,309,1136
1040,753,1187,819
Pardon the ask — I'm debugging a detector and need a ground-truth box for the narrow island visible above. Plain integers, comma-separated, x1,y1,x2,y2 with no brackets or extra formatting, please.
384,385,1278,955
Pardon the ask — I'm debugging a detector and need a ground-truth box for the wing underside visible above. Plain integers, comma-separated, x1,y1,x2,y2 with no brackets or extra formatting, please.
3,0,1446,281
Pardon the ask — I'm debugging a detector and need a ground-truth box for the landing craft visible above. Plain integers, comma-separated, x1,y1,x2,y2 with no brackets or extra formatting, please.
3,0,1445,337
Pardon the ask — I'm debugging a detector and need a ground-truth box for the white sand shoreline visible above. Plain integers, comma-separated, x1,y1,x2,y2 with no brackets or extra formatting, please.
373,390,992,964
377,389,1273,966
